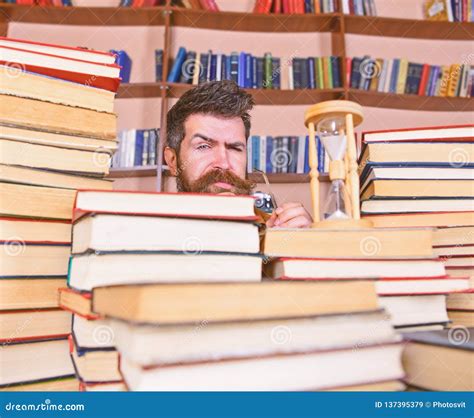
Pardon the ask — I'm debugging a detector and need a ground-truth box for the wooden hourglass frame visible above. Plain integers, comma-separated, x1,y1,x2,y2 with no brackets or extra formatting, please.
304,100,373,229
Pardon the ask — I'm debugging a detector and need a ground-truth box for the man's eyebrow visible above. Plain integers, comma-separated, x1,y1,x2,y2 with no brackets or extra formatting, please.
190,133,246,148
190,133,216,143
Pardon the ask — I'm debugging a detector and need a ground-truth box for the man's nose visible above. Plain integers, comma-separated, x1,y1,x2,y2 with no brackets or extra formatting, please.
212,146,231,171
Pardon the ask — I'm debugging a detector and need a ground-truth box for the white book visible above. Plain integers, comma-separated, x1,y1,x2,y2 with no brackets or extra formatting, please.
446,0,454,21
377,59,388,93
260,136,266,173
288,62,294,90
383,59,393,93
342,0,350,14
215,53,222,82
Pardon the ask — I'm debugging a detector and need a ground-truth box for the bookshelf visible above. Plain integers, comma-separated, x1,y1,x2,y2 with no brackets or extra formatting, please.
1,1,473,196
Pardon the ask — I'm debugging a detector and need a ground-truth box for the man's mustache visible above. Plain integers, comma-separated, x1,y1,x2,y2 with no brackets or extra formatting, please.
190,169,255,194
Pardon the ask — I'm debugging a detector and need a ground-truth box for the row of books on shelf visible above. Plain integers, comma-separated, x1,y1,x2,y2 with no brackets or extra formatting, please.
351,56,474,98
247,135,328,174
111,129,159,169
424,0,474,22
1,0,164,5
163,48,343,90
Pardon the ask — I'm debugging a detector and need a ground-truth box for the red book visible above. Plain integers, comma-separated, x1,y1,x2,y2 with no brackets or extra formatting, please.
297,0,305,13
253,0,265,12
282,0,290,13
346,56,352,87
262,0,273,13
273,0,282,13
206,0,219,11
418,63,430,96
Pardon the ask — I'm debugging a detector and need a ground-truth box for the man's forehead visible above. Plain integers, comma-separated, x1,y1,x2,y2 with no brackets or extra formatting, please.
184,114,246,140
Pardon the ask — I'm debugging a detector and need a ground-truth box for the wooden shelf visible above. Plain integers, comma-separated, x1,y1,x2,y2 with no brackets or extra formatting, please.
348,89,474,112
1,4,472,40
108,166,158,178
344,15,474,40
0,4,167,26
117,82,346,104
169,7,339,32
117,83,472,111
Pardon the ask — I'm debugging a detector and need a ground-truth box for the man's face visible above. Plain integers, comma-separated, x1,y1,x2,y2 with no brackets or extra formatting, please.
169,113,255,195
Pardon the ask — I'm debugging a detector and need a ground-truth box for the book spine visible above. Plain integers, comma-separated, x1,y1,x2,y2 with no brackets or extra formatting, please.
210,53,217,81
256,57,264,88
289,136,298,173
308,57,316,88
155,49,163,82
134,130,144,166
238,52,246,87
296,135,305,173
252,136,260,171
281,136,289,173
142,130,149,166
252,56,258,88
247,135,253,173
405,63,423,95
266,136,273,173
293,58,302,89
245,53,252,88
301,58,309,88
264,53,273,89
272,57,281,89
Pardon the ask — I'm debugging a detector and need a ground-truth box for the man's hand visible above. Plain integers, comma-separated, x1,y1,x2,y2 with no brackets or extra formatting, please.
265,202,313,228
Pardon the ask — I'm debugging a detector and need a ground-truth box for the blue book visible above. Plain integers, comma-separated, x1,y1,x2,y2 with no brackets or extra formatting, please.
265,137,273,173
405,62,423,95
210,54,217,81
308,57,316,89
331,56,342,88
256,57,264,88
317,135,324,172
179,51,196,84
303,135,310,174
199,53,209,84
230,52,239,83
272,58,281,89
155,49,163,82
245,53,252,88
350,57,363,89
110,50,132,83
431,66,442,96
389,58,400,93
225,55,231,80
304,0,312,12
167,47,187,83
134,130,144,167
251,56,258,89
221,54,228,80
238,52,246,88
252,136,260,171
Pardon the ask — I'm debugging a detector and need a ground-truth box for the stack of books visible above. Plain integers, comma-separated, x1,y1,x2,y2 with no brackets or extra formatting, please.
402,327,473,390
447,289,474,327
72,190,403,391
263,227,469,331
112,129,159,169
359,124,474,329
350,56,473,98
0,36,120,391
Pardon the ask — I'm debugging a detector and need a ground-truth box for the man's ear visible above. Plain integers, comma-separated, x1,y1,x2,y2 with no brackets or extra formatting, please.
164,146,178,176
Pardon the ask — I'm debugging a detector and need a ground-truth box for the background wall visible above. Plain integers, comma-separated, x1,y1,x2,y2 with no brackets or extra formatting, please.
7,0,473,215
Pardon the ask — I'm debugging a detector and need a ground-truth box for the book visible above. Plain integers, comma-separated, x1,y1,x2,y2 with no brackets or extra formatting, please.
362,124,474,143
379,294,449,328
448,310,474,326
361,179,473,200
70,336,121,384
0,309,71,343
263,228,434,258
0,376,79,392
0,164,114,191
434,226,474,246
447,290,474,310
0,278,66,310
0,140,112,176
402,327,473,390
69,252,263,291
0,182,78,220
0,95,117,140
0,338,74,387
265,257,447,279
362,199,474,214
72,214,260,254
120,343,403,391
92,281,379,324
362,212,474,228
1,243,70,277
0,124,118,152
72,315,115,350
359,141,474,166
73,190,258,222
59,288,98,319
0,217,71,243
0,46,120,92
109,310,398,366
0,65,115,113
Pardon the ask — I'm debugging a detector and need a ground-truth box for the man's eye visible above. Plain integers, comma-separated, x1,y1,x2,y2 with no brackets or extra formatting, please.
232,146,244,152
197,144,211,150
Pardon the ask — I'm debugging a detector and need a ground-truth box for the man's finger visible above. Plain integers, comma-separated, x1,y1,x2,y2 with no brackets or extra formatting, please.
265,212,278,227
275,206,309,226
275,202,302,214
279,215,312,228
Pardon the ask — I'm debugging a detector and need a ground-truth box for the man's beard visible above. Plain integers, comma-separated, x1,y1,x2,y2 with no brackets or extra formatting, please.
176,165,255,195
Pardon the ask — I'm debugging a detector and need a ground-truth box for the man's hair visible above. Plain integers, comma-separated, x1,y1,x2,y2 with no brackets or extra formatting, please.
166,80,255,153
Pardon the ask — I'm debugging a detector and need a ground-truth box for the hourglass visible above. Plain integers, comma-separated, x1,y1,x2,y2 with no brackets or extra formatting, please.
304,100,373,229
